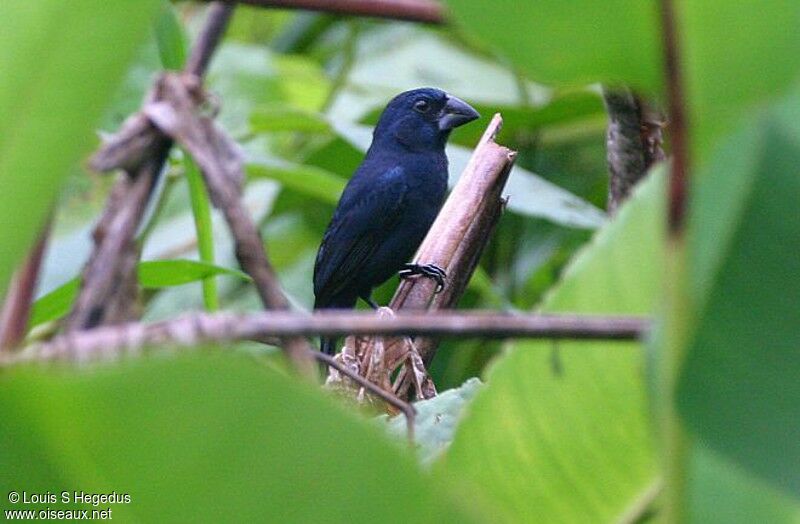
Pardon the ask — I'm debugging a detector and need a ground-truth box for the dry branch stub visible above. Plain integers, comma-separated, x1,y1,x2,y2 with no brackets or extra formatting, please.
144,72,314,372
66,3,235,332
602,87,665,214
326,113,517,405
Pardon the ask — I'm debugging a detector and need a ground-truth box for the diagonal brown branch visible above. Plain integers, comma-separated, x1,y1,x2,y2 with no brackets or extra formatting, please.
0,221,51,351
67,3,236,332
213,0,445,23
142,72,313,370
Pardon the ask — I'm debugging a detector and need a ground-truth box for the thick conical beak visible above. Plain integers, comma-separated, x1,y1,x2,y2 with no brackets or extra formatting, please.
438,95,480,131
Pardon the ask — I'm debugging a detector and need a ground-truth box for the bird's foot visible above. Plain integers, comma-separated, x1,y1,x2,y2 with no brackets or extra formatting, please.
398,263,446,293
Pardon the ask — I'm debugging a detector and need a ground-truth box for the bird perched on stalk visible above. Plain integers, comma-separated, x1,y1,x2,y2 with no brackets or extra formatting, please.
313,87,480,354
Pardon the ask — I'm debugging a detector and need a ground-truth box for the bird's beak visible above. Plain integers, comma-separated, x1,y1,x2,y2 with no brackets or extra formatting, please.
438,95,480,131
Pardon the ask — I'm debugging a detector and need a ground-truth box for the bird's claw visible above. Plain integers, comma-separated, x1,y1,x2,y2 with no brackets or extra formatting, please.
398,263,446,293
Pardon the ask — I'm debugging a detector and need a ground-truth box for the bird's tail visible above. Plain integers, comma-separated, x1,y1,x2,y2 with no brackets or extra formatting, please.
320,336,338,355
315,294,357,355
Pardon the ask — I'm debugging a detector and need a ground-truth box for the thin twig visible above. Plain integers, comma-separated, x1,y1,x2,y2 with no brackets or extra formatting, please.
7,311,648,365
0,220,52,351
215,0,445,24
659,0,691,522
313,351,416,444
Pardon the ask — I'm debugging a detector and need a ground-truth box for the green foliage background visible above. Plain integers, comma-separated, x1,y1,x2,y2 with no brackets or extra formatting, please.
1,0,798,522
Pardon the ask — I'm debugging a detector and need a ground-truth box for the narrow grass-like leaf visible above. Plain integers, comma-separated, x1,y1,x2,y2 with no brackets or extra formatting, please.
441,171,665,522
184,157,220,311
250,106,331,133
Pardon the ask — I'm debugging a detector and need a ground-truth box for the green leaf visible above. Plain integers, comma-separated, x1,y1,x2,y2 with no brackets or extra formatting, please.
678,98,800,498
440,170,666,521
30,261,251,329
383,378,484,466
138,259,251,289
688,445,800,523
444,1,800,159
444,0,662,92
0,352,478,522
153,0,187,70
29,279,81,329
0,0,160,296
247,161,345,205
250,106,331,133
683,2,800,155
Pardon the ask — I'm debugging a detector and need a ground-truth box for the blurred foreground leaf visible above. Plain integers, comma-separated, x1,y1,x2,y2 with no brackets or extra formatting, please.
678,96,800,498
0,0,159,295
0,353,478,522
440,170,666,521
688,445,800,523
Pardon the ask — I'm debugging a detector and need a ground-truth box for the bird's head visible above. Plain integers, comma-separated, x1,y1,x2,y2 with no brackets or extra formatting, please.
373,87,480,152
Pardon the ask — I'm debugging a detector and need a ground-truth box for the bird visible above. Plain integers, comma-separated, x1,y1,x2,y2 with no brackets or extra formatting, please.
313,87,480,354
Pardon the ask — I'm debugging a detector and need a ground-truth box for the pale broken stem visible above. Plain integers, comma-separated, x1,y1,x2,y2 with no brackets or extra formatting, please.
386,114,516,399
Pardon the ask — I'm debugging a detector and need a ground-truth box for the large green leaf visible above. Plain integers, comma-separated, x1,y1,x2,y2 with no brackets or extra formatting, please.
0,352,477,522
0,0,159,296
250,106,331,134
688,445,800,523
444,0,662,92
440,171,665,521
678,98,800,498
682,1,800,155
444,1,800,159
138,259,251,288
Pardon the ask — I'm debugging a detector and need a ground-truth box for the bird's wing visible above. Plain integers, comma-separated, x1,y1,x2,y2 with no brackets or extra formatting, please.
313,166,408,305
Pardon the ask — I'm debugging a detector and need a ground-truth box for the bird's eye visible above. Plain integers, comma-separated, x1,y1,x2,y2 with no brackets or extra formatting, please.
413,99,431,113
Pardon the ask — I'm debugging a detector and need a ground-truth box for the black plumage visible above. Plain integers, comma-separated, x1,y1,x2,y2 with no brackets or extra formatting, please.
313,87,479,354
